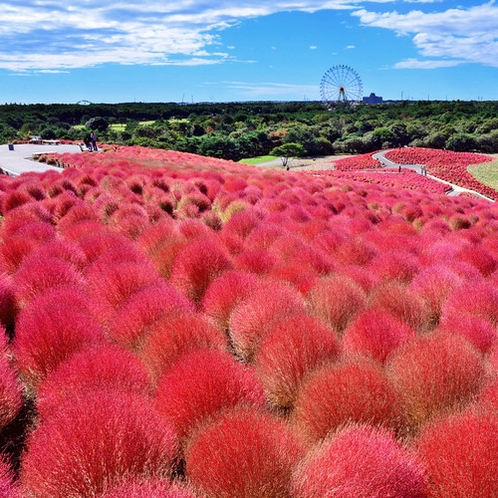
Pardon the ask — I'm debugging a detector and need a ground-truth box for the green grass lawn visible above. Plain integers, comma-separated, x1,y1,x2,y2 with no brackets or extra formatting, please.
239,155,278,165
468,160,498,190
72,121,156,132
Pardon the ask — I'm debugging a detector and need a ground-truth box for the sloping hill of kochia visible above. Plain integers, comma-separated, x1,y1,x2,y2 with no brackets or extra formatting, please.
0,145,497,496
383,147,497,200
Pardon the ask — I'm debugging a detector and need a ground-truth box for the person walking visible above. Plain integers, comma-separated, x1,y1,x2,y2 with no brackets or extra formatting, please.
90,131,98,151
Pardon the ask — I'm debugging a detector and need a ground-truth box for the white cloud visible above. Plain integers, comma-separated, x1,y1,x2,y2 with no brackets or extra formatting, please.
353,1,498,67
0,0,360,71
223,80,320,98
309,45,318,49
394,58,464,69
346,45,355,49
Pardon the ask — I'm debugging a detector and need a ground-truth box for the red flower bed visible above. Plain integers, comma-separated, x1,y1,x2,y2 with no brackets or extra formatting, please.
385,147,497,199
0,145,496,495
333,153,383,171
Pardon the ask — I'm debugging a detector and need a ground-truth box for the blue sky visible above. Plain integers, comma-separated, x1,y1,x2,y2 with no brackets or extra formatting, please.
0,0,497,104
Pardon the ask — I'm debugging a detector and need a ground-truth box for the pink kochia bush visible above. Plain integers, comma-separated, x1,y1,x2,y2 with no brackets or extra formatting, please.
154,349,265,445
169,235,233,304
291,424,428,498
13,285,106,391
0,330,23,430
184,406,305,498
20,391,177,498
386,331,486,429
201,269,260,332
293,357,404,444
0,456,18,498
99,479,197,498
342,308,416,363
1,144,498,495
254,312,340,409
35,344,153,422
229,279,306,361
417,409,498,498
140,311,228,381
306,275,367,334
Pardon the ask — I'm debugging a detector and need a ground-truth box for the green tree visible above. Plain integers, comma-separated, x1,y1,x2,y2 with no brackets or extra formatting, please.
445,133,476,152
271,143,305,170
85,116,109,133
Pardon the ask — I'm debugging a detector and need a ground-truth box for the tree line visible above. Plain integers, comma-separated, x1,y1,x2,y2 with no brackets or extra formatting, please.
2,100,498,160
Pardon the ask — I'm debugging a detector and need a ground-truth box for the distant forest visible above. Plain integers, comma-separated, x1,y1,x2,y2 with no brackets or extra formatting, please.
2,100,498,160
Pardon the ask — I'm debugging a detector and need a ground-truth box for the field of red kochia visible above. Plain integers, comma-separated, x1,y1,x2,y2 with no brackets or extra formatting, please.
0,145,498,496
384,147,497,200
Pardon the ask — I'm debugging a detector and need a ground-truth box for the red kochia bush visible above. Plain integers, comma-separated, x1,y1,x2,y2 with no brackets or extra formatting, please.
201,270,260,332
21,391,177,498
342,309,416,364
36,344,153,422
409,264,463,328
13,253,87,308
100,479,196,498
293,357,404,445
86,260,162,311
367,281,430,332
438,313,497,354
0,456,18,498
169,236,233,304
306,275,367,334
441,280,498,326
13,286,106,391
417,409,498,498
0,330,22,430
184,406,305,498
254,312,340,409
141,312,228,381
155,349,265,445
0,273,16,328
0,190,33,214
386,331,486,429
229,279,307,361
291,424,427,498
0,236,38,275
106,283,194,350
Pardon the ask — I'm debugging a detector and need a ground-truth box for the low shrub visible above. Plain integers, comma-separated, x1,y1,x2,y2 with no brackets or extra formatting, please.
13,286,106,391
417,409,498,498
254,312,340,409
13,254,87,309
36,344,153,422
0,456,18,498
229,280,306,361
155,349,265,445
386,331,486,429
367,281,430,332
98,479,196,498
201,270,260,332
169,236,233,304
306,275,367,334
293,357,404,445
291,424,427,498
342,308,416,363
184,406,305,498
106,283,195,350
21,391,177,497
141,312,228,381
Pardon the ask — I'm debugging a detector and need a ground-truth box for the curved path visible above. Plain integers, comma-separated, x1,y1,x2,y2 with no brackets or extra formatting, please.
1,144,494,202
373,150,495,202
0,143,83,177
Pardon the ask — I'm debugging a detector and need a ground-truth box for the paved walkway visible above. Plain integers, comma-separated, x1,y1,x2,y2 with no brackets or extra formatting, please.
0,143,83,177
373,150,495,202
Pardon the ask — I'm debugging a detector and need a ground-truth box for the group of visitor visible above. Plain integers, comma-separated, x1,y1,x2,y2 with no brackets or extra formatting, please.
83,131,98,152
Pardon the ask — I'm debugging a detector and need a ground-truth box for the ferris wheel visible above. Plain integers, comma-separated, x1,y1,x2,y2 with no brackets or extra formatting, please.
320,65,363,108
